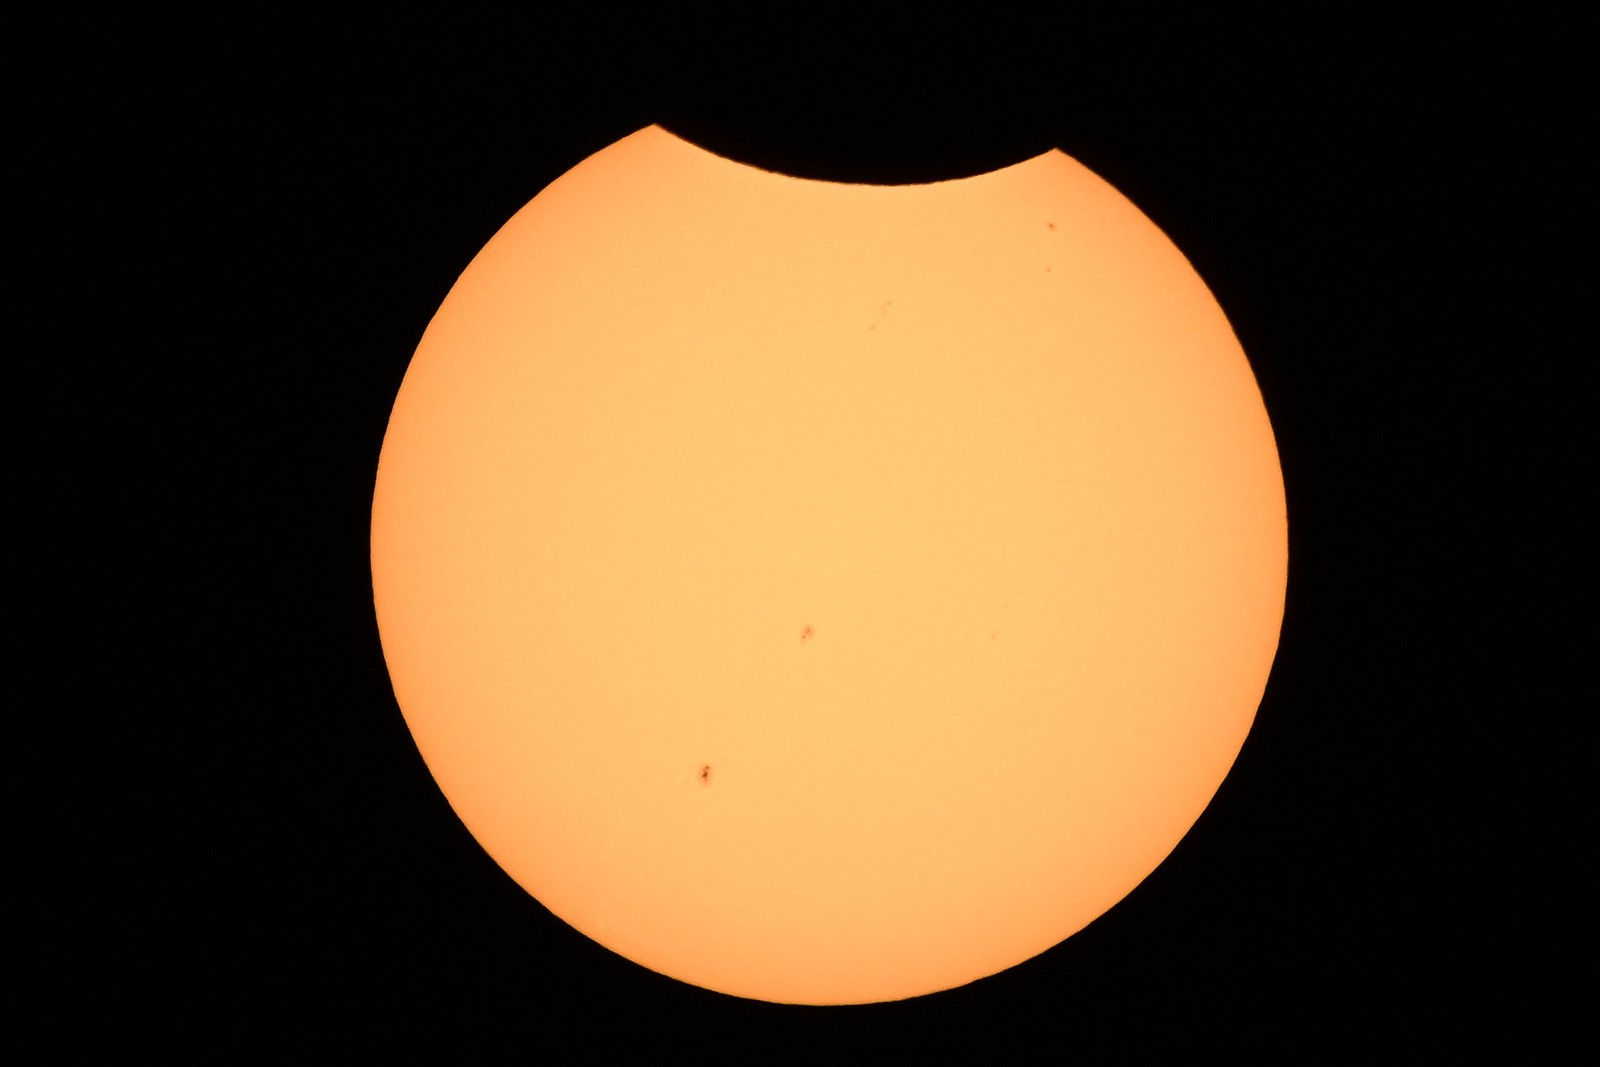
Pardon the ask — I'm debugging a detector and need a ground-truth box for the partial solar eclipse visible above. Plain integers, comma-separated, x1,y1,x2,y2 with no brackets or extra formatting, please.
371,126,1286,1004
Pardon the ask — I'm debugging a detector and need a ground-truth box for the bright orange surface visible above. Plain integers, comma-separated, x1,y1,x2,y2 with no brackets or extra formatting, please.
370,126,1286,1004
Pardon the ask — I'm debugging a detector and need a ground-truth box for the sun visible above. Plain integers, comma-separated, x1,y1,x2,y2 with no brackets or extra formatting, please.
370,125,1286,1004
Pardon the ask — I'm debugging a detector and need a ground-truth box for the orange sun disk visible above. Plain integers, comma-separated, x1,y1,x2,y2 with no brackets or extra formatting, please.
370,126,1286,1004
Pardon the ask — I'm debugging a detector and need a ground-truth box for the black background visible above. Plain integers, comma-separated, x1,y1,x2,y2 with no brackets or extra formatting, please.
87,10,1553,1058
